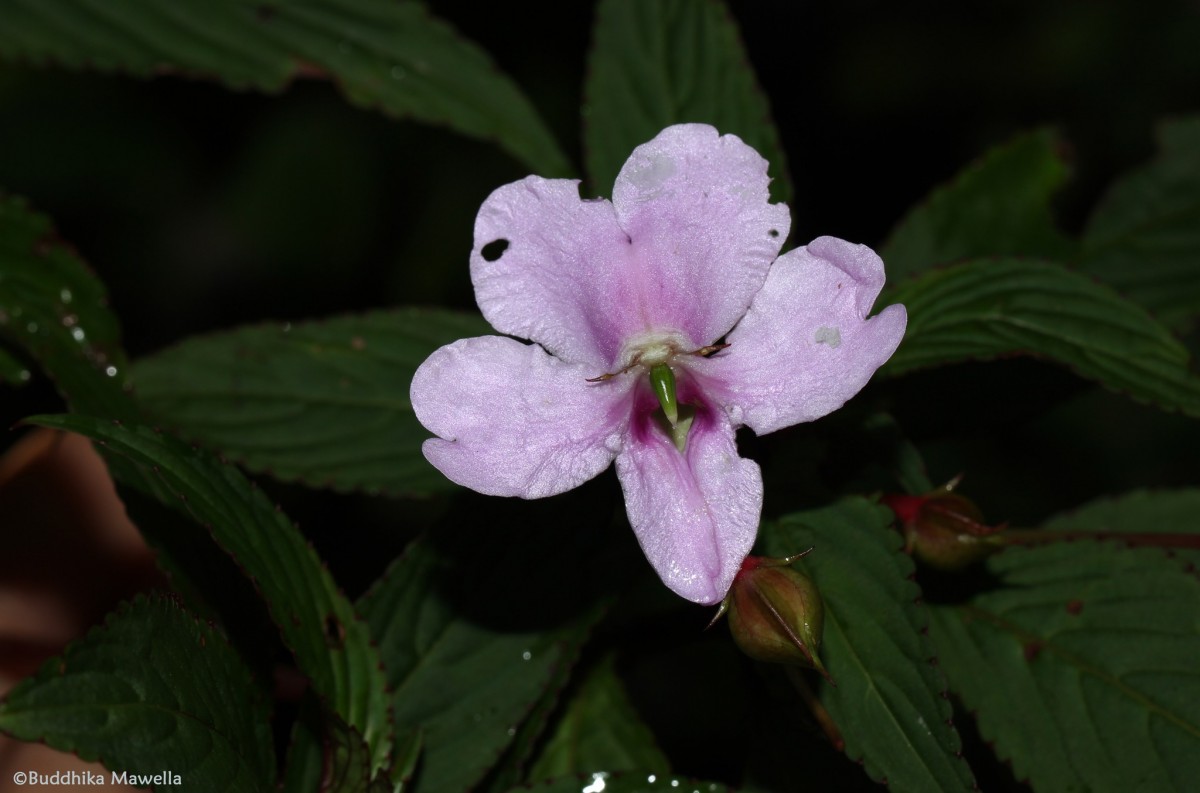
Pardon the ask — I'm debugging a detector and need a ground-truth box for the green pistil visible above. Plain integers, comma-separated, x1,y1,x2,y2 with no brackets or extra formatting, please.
649,363,678,426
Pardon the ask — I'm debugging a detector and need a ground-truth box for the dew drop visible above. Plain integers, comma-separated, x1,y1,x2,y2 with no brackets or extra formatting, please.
390,65,406,80
671,782,680,789
506,726,516,737
281,322,292,333
521,650,532,661
18,369,31,382
26,321,38,334
60,288,73,303
647,775,657,784
71,327,86,342
105,365,118,377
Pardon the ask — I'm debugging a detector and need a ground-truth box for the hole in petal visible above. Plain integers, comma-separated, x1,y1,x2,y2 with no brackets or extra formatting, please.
768,229,780,238
481,239,509,262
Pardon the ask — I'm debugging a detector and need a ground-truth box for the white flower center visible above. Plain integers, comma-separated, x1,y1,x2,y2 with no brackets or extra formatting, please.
615,329,693,372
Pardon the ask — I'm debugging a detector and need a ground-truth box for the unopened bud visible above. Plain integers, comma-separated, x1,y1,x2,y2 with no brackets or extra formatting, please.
883,478,1004,570
719,554,829,677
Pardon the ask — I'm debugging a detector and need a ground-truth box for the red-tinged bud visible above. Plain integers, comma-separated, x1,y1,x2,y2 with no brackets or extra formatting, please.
882,478,1005,571
718,553,829,678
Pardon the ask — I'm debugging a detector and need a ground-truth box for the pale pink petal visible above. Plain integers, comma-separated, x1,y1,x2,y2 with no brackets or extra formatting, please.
411,336,631,498
615,392,763,605
471,177,644,371
691,236,907,436
612,124,791,345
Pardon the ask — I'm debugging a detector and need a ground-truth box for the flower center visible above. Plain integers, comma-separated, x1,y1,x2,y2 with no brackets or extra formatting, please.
615,329,692,372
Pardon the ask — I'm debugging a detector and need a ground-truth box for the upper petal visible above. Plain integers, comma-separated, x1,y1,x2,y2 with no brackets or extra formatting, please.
471,177,644,371
612,124,791,345
411,335,631,498
615,394,763,605
692,236,907,435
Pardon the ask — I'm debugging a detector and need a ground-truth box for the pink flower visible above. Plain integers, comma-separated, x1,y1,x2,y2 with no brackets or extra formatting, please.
411,125,906,604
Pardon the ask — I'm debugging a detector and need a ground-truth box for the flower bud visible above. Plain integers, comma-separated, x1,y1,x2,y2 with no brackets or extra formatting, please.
721,555,828,677
882,479,1004,571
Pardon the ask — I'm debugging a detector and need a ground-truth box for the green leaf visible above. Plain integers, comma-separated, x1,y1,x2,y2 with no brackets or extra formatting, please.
928,541,1200,792
884,257,1200,416
1043,488,1200,571
505,773,730,793
0,0,570,176
132,309,491,497
283,702,421,793
360,527,603,793
584,0,791,204
1081,117,1200,330
527,654,670,781
0,595,274,793
881,129,1075,283
763,498,975,790
24,413,394,775
0,195,132,418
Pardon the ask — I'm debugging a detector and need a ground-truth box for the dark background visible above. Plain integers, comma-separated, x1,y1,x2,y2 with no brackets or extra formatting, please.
1,2,1198,788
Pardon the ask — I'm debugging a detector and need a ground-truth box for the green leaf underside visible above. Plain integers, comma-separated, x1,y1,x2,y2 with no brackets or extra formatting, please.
928,540,1200,792
763,499,976,790
1043,488,1200,571
881,128,1075,283
24,413,393,774
1081,116,1200,330
360,532,601,793
0,195,132,418
283,702,410,793
0,595,274,793
505,772,730,793
584,0,791,205
527,654,670,781
0,0,570,176
884,257,1200,416
132,309,490,497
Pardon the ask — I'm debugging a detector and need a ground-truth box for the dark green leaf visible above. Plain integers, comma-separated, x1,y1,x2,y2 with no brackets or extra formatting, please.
1043,488,1200,571
506,772,730,793
359,528,603,793
282,702,421,793
0,595,274,793
132,309,490,497
25,413,394,775
881,129,1074,283
527,654,670,780
763,499,975,790
928,540,1200,792
0,0,570,175
884,257,1200,416
1081,117,1200,330
0,194,132,418
584,0,790,204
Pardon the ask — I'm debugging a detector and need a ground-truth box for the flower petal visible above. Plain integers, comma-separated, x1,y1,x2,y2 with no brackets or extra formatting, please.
612,124,791,345
615,397,763,605
471,177,643,371
693,236,907,436
411,335,631,498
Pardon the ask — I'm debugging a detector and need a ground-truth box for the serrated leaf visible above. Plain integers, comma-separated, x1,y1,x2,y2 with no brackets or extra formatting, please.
527,654,670,781
0,195,131,417
24,413,393,775
883,257,1200,416
0,595,274,793
1043,488,1200,571
509,772,730,793
283,701,421,793
1081,117,1200,330
928,541,1200,792
762,498,975,790
360,526,603,793
881,129,1075,283
132,309,491,497
584,0,790,204
0,0,570,175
